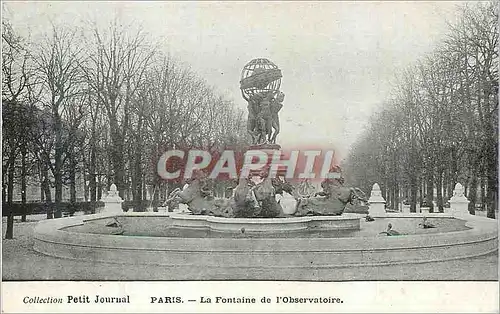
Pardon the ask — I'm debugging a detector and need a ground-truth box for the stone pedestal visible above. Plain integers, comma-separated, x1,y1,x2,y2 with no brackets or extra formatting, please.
368,183,386,216
448,183,470,217
245,144,287,177
100,183,124,214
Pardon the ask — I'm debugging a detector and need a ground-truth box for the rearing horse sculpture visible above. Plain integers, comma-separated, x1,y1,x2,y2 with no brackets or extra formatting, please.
295,177,368,216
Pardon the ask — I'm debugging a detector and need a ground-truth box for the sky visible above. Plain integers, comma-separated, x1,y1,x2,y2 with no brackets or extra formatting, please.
3,1,464,160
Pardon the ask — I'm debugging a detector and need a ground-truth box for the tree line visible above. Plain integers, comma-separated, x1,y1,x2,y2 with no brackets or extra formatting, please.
2,17,248,237
343,2,498,218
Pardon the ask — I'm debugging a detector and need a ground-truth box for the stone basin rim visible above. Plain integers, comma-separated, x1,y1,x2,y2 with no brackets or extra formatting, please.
39,212,497,242
168,213,361,224
33,212,498,269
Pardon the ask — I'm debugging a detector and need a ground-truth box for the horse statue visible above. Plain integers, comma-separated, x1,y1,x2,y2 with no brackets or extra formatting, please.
232,176,261,218
293,179,317,199
176,175,212,215
295,176,368,216
272,176,294,198
232,168,284,218
170,170,227,216
172,168,286,218
163,187,182,212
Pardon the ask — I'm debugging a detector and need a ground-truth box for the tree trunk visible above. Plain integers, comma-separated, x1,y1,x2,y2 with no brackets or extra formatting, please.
384,183,391,210
39,161,45,203
70,182,76,204
410,176,418,213
69,157,76,215
480,176,486,211
447,147,458,201
83,172,89,202
97,175,103,200
133,148,144,212
2,183,6,203
54,116,63,219
426,172,434,213
43,179,52,203
392,182,399,212
467,157,481,215
153,181,159,212
390,183,396,211
486,174,496,219
69,156,76,203
483,77,497,219
21,145,27,222
442,169,448,201
5,157,16,239
142,173,148,204
468,175,478,215
41,159,53,219
485,144,497,219
54,170,63,218
109,119,126,199
90,145,97,214
419,181,424,207
383,181,389,207
436,170,444,213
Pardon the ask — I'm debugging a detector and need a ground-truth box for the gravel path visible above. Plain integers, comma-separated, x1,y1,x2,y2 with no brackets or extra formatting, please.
2,215,498,281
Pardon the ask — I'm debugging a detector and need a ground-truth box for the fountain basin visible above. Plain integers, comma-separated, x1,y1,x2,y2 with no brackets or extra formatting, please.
169,213,360,233
33,212,497,270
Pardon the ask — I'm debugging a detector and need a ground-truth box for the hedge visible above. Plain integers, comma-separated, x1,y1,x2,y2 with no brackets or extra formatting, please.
2,201,105,216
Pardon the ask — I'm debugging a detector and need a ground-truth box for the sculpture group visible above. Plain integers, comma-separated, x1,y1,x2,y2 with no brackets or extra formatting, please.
246,90,284,145
164,168,367,218
239,58,284,145
163,58,368,218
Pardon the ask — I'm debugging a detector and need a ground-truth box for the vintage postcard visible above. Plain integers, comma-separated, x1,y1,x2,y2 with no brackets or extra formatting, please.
1,1,498,313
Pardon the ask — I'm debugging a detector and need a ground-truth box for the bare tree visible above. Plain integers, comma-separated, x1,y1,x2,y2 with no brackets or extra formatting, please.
83,20,155,199
344,2,497,219
32,24,85,218
2,19,37,237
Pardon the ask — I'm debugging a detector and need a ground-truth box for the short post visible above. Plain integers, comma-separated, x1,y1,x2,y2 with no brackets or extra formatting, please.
100,183,124,214
448,183,470,217
368,183,386,216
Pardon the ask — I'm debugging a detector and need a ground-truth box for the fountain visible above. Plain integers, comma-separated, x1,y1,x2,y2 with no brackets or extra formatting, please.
32,59,497,278
153,58,368,232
